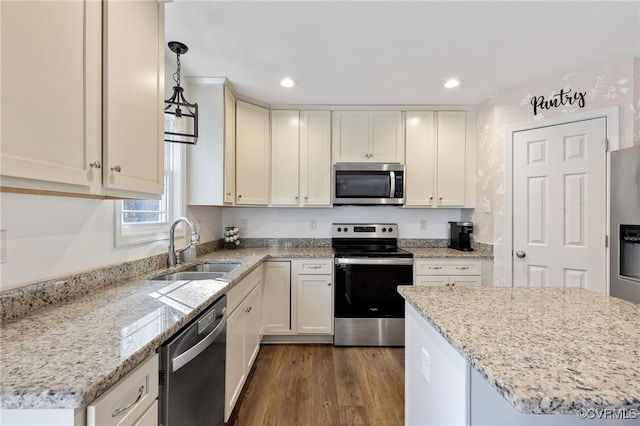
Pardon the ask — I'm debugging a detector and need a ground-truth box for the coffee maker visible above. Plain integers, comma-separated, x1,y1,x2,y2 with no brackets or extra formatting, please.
448,222,473,251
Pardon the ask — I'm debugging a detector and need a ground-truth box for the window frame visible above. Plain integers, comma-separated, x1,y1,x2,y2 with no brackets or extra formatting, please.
114,143,185,247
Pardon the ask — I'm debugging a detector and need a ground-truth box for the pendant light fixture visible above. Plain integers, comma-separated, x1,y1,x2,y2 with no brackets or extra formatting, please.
164,41,198,144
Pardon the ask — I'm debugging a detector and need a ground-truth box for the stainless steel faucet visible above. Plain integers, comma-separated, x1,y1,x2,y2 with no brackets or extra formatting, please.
168,216,200,267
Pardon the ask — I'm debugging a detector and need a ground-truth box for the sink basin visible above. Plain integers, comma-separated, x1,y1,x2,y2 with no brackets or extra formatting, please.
152,271,227,281
184,263,241,273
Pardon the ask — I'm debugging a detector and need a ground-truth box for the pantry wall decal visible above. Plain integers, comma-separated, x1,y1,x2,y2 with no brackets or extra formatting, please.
530,88,587,116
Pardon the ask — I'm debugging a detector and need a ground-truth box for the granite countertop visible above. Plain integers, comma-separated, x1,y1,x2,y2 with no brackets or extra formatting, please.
0,247,332,410
397,286,640,414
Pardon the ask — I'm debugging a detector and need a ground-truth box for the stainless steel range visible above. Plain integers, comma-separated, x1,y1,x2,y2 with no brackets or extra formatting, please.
332,223,414,346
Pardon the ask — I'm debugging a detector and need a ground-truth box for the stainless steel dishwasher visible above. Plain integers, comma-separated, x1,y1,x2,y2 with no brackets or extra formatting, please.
158,295,226,426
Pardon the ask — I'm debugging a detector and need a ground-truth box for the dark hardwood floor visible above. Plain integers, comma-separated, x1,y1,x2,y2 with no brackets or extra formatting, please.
227,344,405,426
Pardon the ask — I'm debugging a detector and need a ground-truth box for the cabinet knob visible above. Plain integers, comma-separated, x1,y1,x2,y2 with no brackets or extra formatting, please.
295,195,299,200
429,196,433,201
89,161,102,169
328,282,331,286
238,194,242,199
439,197,443,201
110,165,122,173
304,196,308,201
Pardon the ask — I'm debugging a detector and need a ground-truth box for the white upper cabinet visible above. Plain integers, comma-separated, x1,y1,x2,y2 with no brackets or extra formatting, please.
236,100,270,205
186,78,236,206
271,110,300,206
405,110,475,208
1,0,165,199
299,111,331,206
332,111,403,163
102,0,164,197
271,110,331,207
0,0,101,193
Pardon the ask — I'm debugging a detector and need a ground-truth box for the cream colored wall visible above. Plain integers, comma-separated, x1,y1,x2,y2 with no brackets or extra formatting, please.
474,58,639,286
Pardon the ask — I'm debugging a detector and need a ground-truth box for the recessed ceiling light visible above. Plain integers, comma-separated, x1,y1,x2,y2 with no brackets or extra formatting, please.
280,78,297,88
444,78,462,89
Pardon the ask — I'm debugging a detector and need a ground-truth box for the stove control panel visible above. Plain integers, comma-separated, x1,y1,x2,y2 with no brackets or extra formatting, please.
332,223,398,239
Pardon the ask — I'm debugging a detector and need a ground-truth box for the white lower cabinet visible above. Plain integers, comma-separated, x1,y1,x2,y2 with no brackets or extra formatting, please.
293,259,333,335
225,267,262,422
262,261,292,334
87,354,159,426
262,259,333,339
415,259,486,287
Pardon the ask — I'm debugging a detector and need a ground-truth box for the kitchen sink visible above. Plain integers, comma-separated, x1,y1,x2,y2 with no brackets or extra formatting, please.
184,263,241,273
152,271,227,281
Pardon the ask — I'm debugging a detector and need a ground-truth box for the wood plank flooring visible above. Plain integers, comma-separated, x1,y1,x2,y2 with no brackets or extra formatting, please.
228,344,405,426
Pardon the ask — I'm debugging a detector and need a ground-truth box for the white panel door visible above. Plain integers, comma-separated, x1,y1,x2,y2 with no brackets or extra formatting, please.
405,111,436,206
1,0,100,190
271,110,300,205
513,118,607,293
436,111,467,206
300,110,331,206
369,111,403,163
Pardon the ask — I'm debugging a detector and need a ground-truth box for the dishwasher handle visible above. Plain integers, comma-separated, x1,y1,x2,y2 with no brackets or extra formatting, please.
172,311,226,373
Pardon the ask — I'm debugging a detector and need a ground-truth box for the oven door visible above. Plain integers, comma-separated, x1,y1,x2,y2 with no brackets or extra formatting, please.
334,258,413,319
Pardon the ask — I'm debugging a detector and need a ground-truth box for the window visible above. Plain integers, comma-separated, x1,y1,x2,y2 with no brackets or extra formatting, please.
114,143,184,246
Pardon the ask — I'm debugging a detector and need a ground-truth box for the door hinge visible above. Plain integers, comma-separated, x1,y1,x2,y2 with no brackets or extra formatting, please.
605,235,609,248
605,139,609,152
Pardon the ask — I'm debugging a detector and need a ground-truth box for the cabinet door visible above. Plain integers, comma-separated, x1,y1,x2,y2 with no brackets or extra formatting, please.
132,400,158,426
436,111,466,206
405,111,436,206
225,307,245,422
223,87,236,204
262,261,292,334
102,0,164,197
369,111,403,163
236,101,270,205
271,110,300,206
244,283,262,371
0,0,100,191
300,111,331,206
332,111,369,162
296,275,333,334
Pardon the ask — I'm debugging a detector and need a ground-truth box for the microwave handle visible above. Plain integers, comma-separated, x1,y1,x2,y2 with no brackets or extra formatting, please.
390,171,396,198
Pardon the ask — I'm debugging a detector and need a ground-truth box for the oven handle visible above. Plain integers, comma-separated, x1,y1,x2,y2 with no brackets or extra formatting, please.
171,310,226,372
335,258,414,266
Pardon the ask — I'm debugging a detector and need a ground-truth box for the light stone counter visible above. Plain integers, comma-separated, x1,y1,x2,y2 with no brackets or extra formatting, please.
398,285,640,416
406,247,492,259
0,247,332,410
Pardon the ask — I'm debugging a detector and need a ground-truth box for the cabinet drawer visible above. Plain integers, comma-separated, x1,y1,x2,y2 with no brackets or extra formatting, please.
87,354,158,426
415,259,481,276
295,259,332,275
227,267,260,314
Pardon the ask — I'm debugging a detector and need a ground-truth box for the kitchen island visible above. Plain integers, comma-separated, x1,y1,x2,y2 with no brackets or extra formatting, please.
398,286,640,425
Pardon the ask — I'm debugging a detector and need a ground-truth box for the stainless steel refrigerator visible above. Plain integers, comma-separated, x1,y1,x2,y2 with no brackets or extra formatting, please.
610,145,640,303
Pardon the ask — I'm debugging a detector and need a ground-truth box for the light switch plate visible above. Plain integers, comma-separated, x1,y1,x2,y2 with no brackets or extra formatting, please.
240,219,248,230
421,347,430,384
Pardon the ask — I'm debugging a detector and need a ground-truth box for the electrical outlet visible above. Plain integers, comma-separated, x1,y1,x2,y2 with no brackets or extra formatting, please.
421,347,430,384
310,219,317,230
420,220,427,231
240,219,248,230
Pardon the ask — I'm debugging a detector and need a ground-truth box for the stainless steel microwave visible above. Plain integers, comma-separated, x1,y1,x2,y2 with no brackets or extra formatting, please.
333,163,405,205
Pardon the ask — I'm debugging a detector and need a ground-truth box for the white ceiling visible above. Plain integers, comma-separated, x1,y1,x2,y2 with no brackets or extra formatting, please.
164,1,640,106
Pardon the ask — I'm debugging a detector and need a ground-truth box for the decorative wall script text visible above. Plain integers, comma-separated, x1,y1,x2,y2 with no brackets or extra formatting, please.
530,89,586,115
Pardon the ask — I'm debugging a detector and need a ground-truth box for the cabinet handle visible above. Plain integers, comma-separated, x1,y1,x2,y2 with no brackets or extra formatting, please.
308,265,322,269
110,165,122,173
456,266,469,270
89,161,102,169
428,266,442,270
112,385,144,417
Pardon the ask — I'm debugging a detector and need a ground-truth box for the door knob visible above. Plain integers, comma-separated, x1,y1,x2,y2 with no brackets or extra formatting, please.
516,250,526,258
